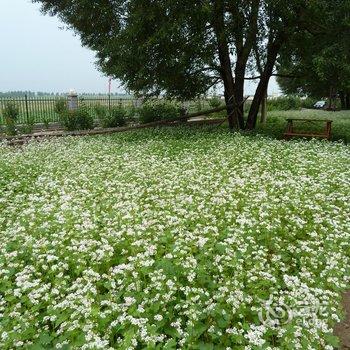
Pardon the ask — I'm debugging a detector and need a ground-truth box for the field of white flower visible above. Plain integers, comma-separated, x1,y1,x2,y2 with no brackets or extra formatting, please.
0,127,349,350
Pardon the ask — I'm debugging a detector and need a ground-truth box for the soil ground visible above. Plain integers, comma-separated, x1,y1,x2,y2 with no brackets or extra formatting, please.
335,291,350,349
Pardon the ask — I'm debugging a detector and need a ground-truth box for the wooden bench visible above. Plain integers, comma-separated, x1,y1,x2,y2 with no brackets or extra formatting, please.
284,118,333,140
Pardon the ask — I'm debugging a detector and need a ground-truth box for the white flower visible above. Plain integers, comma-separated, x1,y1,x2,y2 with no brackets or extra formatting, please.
154,314,163,322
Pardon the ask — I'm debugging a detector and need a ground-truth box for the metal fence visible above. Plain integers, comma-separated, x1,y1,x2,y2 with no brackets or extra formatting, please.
0,95,135,125
0,95,214,125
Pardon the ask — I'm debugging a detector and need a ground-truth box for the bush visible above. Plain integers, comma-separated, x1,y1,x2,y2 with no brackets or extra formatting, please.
301,97,318,109
95,105,127,128
54,99,68,115
94,104,108,121
3,101,19,135
267,96,303,111
138,101,180,124
19,116,35,135
42,117,50,130
208,96,223,109
75,106,94,130
125,105,138,122
59,111,78,131
59,107,94,131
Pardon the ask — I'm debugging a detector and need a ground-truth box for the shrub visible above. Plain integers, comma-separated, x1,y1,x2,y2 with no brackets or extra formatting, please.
195,99,203,112
75,106,94,130
267,96,302,111
59,107,94,131
109,107,127,127
138,101,180,124
42,117,50,130
125,105,138,123
19,116,35,135
301,97,318,109
94,104,108,121
95,105,127,128
208,96,223,109
3,101,19,135
54,98,68,115
59,110,79,131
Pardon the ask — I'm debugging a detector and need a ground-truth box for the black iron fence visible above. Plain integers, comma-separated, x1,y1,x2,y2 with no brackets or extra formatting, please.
0,95,215,125
0,95,135,125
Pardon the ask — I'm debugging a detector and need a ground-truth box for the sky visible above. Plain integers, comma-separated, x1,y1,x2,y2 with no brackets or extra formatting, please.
0,0,280,95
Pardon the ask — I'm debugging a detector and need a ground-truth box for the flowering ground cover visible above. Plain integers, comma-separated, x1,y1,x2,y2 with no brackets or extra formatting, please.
0,127,349,349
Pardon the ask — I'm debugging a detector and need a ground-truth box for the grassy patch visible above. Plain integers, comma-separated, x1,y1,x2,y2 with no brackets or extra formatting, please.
256,109,350,142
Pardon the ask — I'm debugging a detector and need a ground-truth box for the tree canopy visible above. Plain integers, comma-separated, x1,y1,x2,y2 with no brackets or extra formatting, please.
277,1,350,108
33,0,346,128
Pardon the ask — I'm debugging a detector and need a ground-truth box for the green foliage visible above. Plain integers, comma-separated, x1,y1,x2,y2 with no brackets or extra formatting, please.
109,107,127,127
19,116,36,135
300,97,319,109
59,107,94,131
95,104,127,128
33,0,341,129
138,101,180,124
54,98,67,115
75,106,94,130
267,96,303,111
59,111,78,131
3,101,19,121
94,104,108,122
3,101,19,136
55,99,94,131
267,96,338,111
255,109,350,143
208,97,223,109
42,117,51,130
125,105,138,123
277,1,350,105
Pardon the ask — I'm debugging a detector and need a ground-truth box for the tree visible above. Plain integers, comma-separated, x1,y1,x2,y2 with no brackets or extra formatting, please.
33,0,321,129
277,0,350,109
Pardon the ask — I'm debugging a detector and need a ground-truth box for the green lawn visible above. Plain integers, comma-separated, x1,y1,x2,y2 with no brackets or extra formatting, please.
256,109,350,142
0,127,349,349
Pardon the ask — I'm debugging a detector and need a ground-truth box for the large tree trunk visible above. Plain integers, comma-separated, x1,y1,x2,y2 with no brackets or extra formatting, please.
212,0,237,129
340,91,346,110
328,86,334,110
233,62,246,129
223,83,236,129
346,93,350,109
260,89,268,124
246,39,282,130
229,0,260,130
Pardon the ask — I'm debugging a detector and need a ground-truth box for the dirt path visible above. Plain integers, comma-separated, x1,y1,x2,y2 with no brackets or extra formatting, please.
334,291,350,349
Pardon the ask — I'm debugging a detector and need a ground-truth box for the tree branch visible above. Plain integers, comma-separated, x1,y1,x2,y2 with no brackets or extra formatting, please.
244,73,300,80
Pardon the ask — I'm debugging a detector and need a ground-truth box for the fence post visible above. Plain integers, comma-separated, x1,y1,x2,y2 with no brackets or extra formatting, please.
25,94,29,124
68,90,78,111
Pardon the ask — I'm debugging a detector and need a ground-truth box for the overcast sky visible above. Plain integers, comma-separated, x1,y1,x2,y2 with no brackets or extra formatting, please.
0,0,280,95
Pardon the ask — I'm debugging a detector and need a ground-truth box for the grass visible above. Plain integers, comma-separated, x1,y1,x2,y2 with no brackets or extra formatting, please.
256,109,350,142
0,127,349,349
